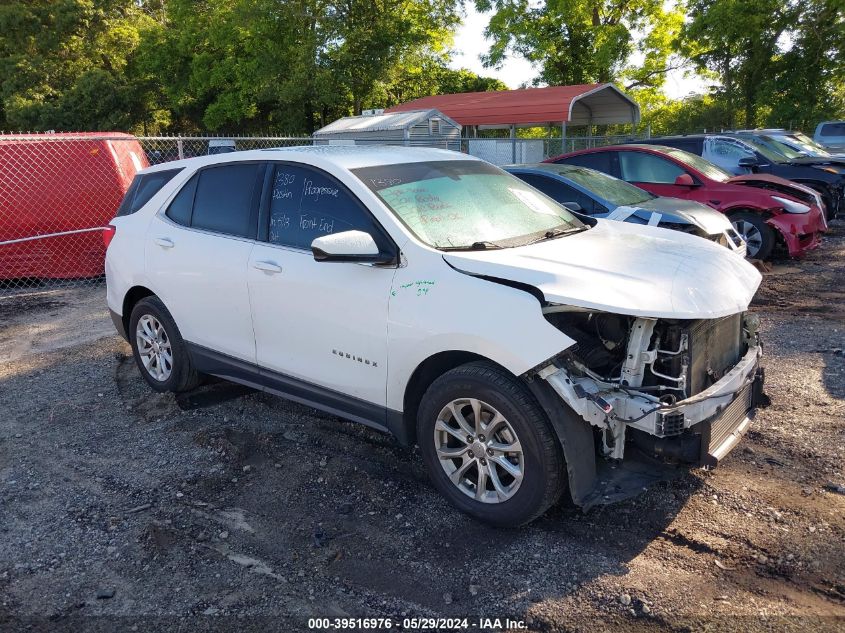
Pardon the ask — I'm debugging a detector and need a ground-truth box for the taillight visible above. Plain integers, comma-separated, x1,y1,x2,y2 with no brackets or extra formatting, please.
103,225,117,248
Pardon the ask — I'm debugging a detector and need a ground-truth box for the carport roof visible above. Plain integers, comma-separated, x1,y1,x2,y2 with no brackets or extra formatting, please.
314,109,459,135
386,83,640,129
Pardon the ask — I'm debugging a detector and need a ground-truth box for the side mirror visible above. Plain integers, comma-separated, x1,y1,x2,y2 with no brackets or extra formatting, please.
562,201,582,211
673,173,697,186
311,230,393,264
738,156,759,168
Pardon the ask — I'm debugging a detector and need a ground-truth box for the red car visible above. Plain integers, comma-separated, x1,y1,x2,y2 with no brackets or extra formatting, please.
0,132,148,280
545,144,827,260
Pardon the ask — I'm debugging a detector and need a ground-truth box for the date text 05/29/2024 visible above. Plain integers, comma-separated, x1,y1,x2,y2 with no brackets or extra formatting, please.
307,617,528,631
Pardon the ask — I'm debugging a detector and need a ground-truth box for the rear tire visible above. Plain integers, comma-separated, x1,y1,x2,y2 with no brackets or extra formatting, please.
729,211,775,260
417,362,566,527
129,296,200,393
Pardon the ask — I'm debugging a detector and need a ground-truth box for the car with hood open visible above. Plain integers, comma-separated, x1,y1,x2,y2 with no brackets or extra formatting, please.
628,134,845,220
105,146,766,527
545,144,827,260
505,162,746,257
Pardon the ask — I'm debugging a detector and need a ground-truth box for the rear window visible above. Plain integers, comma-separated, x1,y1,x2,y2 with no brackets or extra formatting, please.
115,169,181,217
559,152,613,174
820,123,845,137
654,139,700,154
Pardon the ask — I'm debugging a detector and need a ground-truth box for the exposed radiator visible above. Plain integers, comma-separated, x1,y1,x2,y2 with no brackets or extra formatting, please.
709,382,753,453
687,314,744,396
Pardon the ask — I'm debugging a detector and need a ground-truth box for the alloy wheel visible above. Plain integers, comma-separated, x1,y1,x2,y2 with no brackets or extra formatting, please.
434,398,524,504
135,315,173,382
731,219,763,257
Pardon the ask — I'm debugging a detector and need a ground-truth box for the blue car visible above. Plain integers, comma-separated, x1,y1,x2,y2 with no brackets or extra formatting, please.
506,163,746,256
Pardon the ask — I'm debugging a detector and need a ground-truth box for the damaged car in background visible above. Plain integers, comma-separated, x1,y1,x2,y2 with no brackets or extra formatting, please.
504,162,747,257
106,146,765,527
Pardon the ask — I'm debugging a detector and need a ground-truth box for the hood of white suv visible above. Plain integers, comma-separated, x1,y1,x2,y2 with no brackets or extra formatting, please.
443,220,761,319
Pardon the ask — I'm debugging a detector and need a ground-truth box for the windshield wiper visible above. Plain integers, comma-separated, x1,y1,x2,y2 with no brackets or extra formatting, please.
441,240,503,251
522,225,586,246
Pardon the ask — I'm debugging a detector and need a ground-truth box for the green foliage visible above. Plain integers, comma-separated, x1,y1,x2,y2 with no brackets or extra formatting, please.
682,0,845,131
0,0,159,131
0,0,502,134
636,90,734,135
475,0,684,90
1,0,842,135
759,0,845,130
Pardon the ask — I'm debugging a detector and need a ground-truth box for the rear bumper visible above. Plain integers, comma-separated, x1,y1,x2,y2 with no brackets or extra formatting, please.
110,309,128,342
767,209,825,257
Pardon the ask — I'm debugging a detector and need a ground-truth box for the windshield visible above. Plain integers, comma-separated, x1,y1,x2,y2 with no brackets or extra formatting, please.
660,147,734,182
733,137,787,163
552,166,654,206
756,136,804,159
353,160,585,249
784,132,832,157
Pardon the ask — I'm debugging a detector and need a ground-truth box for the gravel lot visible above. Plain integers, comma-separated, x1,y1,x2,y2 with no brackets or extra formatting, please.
1,226,844,632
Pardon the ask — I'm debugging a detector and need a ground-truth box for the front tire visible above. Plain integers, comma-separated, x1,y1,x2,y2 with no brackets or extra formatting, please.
417,362,566,527
129,296,200,393
730,211,775,260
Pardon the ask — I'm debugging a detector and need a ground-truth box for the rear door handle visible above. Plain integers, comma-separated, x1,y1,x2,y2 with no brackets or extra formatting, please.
155,237,174,249
253,261,283,274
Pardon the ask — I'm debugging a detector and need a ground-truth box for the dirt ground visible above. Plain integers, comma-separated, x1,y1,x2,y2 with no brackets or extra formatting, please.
1,226,844,632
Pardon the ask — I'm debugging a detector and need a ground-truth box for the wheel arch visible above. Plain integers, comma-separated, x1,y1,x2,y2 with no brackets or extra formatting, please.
399,351,513,446
724,205,773,220
401,352,597,508
726,208,781,258
121,285,157,336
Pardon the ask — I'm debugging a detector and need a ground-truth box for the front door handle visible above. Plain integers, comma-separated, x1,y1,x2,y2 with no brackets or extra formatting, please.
155,237,174,249
253,261,283,274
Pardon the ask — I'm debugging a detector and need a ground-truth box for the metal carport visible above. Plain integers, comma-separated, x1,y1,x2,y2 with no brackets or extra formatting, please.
386,83,640,136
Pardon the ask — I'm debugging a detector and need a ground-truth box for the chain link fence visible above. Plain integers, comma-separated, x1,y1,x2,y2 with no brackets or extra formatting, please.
0,132,644,297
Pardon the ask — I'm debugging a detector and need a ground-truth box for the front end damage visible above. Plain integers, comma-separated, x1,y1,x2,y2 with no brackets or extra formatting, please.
532,308,766,506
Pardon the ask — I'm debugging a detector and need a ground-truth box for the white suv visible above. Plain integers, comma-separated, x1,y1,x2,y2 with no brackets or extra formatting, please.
106,146,765,526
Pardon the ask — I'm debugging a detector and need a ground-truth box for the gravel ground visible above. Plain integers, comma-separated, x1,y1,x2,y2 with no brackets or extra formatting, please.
1,226,844,632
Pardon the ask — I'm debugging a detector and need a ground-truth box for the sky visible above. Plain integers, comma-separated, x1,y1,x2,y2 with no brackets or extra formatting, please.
449,5,711,100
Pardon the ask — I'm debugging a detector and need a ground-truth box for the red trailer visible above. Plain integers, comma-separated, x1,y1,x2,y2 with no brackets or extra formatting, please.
0,132,148,280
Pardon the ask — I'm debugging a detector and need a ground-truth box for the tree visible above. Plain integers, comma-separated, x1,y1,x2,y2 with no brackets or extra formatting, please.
324,0,461,116
474,0,683,90
680,0,845,131
760,0,845,130
681,0,787,129
138,0,466,133
0,0,159,131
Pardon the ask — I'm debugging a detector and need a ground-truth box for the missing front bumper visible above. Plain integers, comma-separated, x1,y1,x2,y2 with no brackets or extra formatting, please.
541,345,764,464
699,366,766,466
630,366,765,466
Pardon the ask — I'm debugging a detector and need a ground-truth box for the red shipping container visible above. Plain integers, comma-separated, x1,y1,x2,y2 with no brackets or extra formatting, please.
0,132,149,280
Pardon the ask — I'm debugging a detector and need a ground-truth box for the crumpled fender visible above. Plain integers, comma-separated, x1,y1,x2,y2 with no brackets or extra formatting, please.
525,377,597,506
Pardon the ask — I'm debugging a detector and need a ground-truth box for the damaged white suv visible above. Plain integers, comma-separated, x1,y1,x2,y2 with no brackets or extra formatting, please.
106,146,765,526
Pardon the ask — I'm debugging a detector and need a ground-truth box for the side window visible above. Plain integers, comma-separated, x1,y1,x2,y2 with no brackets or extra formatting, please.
516,174,596,214
702,138,755,172
165,174,198,226
820,123,845,137
267,164,386,250
667,139,700,154
116,168,181,217
191,163,262,238
618,152,685,184
559,152,613,175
